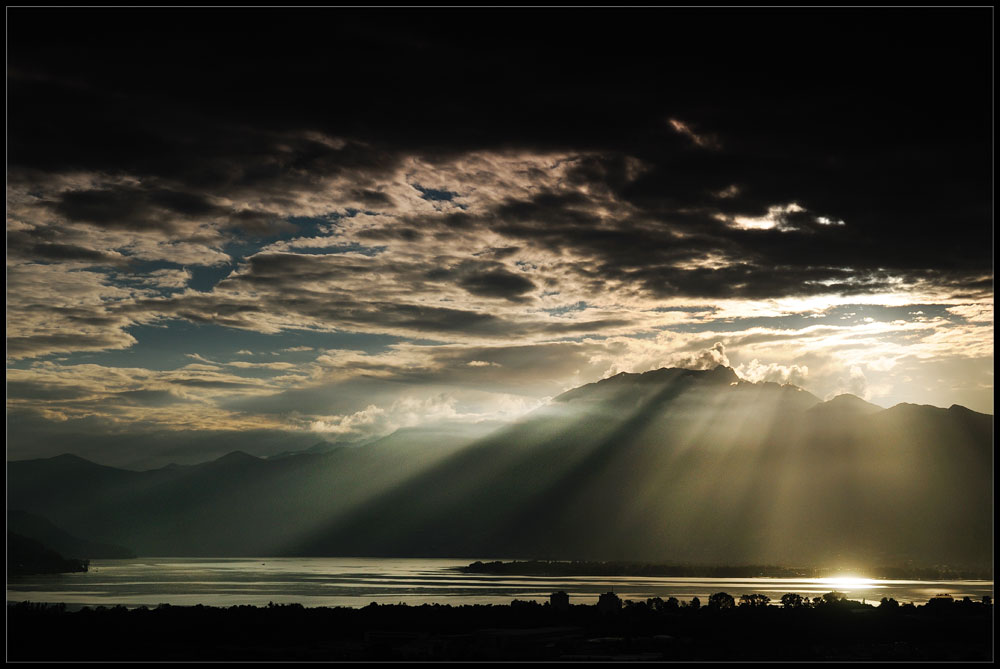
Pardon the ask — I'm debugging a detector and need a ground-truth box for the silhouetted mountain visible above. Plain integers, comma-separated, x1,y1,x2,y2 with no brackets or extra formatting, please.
7,424,483,557
8,531,88,575
6,366,992,569
266,441,349,460
808,393,883,418
212,450,262,465
8,510,135,559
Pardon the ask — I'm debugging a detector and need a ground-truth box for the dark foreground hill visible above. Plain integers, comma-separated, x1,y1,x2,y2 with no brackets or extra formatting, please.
7,366,993,568
8,532,88,576
7,597,993,661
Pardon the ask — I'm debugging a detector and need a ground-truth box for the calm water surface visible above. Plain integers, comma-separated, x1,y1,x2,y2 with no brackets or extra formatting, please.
7,558,993,609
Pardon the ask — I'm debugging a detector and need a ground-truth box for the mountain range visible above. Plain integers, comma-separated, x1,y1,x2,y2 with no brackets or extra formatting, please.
7,366,992,569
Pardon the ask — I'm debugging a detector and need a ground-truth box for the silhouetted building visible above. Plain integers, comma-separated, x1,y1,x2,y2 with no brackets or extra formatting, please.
550,591,569,613
597,592,622,615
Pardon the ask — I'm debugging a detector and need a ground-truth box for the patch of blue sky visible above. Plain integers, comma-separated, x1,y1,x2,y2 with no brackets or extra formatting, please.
220,216,334,262
542,301,589,316
10,321,416,372
77,260,210,293
188,263,237,292
102,215,386,294
412,183,459,202
286,215,340,233
80,252,235,294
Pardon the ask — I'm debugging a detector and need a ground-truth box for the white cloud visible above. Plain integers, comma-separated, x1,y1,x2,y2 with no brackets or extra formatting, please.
735,359,809,385
724,202,805,231
826,365,870,400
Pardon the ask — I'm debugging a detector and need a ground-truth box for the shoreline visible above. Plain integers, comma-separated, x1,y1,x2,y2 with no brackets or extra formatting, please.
457,559,994,581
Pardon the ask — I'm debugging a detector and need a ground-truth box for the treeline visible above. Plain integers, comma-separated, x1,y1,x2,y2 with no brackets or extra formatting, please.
460,560,992,580
871,565,992,580
7,595,993,661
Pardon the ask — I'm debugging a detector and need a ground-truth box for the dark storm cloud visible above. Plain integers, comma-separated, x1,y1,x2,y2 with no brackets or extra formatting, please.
457,269,535,301
483,246,521,259
350,189,395,208
6,8,991,301
425,259,537,302
355,226,424,242
51,186,219,229
45,183,312,236
6,228,128,265
6,332,136,359
7,8,993,464
6,380,95,401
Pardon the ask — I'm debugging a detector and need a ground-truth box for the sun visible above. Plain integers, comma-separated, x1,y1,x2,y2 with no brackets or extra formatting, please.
817,575,876,590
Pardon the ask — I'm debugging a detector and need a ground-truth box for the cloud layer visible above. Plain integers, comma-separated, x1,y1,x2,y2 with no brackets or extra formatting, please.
6,8,993,467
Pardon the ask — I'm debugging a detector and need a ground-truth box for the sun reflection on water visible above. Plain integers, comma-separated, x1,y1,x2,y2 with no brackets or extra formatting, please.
815,575,877,590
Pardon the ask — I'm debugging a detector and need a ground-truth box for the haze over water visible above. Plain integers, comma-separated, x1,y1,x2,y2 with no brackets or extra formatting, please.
7,558,993,610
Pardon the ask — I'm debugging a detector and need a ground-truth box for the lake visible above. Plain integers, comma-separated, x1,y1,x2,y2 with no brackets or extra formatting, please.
6,557,993,609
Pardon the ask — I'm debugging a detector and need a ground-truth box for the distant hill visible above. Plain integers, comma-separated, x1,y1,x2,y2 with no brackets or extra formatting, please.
7,426,480,557
7,366,993,569
8,532,88,576
8,510,135,559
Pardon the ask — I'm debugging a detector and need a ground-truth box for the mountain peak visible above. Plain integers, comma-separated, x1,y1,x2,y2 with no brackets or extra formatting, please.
555,364,749,404
947,404,985,416
706,364,740,384
811,393,883,415
212,451,261,465
48,453,94,464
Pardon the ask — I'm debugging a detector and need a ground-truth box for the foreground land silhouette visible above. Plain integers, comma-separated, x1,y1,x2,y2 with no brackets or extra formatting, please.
7,594,992,661
7,532,88,576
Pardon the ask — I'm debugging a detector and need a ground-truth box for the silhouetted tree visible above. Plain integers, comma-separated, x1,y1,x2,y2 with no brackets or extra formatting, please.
664,597,680,610
879,597,899,610
597,592,622,615
822,591,847,606
707,592,733,609
781,593,804,609
690,596,701,609
739,594,770,608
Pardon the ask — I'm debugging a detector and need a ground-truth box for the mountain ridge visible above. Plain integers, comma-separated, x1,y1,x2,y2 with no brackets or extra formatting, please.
7,366,992,569
6,366,990,472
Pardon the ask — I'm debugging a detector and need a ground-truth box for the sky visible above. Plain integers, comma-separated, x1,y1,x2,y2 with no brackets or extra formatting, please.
6,8,993,468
